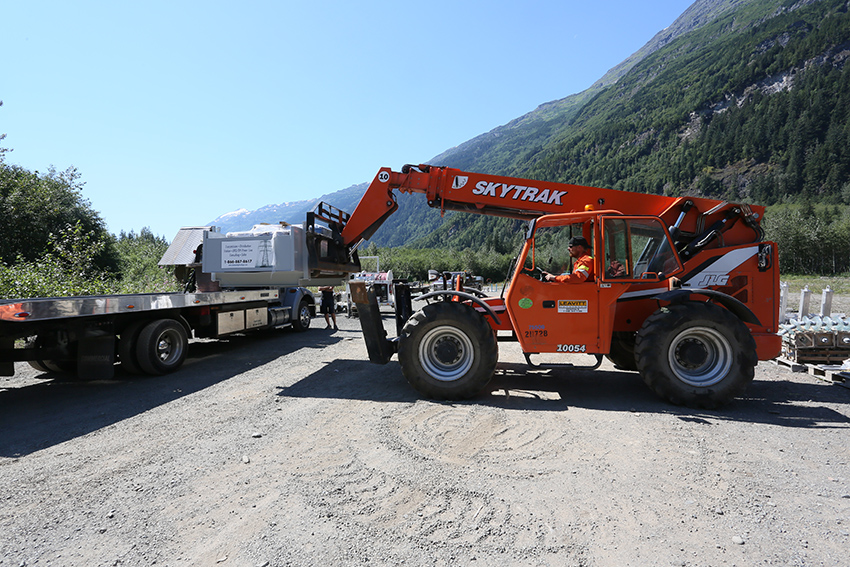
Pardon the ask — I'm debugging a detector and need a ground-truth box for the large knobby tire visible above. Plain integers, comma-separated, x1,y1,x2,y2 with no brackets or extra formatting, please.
634,302,757,409
398,302,498,400
291,300,312,332
135,319,188,376
606,331,638,371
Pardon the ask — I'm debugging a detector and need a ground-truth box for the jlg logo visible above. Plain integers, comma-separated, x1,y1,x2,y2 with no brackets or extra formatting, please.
472,181,567,205
695,275,730,286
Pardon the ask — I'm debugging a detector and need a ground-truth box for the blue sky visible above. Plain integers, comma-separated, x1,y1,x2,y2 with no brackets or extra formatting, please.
2,0,693,239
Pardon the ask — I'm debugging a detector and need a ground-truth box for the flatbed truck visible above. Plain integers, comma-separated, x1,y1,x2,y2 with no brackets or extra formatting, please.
0,205,359,380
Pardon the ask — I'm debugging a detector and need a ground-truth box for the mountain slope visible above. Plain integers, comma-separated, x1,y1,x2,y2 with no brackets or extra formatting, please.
522,0,849,196
410,0,850,249
209,183,367,234
428,0,751,173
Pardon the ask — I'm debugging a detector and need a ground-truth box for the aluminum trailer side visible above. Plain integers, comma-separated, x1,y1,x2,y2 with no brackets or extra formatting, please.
0,286,315,380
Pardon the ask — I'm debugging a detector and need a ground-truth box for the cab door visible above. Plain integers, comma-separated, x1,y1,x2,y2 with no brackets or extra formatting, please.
505,214,680,356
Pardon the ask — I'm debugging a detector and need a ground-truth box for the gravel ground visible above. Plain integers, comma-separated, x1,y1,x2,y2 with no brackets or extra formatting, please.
1,308,849,567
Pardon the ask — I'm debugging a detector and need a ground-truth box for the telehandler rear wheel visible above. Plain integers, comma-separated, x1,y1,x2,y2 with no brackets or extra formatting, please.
399,302,498,400
635,302,756,409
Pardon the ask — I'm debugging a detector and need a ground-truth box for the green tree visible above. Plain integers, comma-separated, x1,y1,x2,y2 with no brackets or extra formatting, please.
0,163,118,271
0,221,115,298
113,228,181,294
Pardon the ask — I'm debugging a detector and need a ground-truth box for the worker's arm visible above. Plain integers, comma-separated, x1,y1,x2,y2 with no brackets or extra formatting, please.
552,270,590,284
543,255,594,283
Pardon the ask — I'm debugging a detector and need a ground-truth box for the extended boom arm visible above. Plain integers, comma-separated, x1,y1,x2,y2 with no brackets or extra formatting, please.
338,164,766,259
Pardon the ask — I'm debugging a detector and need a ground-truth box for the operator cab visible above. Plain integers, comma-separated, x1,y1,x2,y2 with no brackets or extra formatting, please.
506,212,683,357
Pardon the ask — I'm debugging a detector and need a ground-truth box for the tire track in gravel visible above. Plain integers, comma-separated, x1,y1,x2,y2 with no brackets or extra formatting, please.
270,400,589,563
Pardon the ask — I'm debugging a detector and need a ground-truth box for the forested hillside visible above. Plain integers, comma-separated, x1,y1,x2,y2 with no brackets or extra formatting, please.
519,0,850,201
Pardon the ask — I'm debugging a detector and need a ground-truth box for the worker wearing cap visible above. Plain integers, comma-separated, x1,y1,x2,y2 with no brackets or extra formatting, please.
543,236,594,283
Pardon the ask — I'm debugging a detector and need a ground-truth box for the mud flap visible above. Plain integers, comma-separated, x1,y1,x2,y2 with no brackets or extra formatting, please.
393,282,412,336
0,337,13,376
349,281,396,364
77,326,116,380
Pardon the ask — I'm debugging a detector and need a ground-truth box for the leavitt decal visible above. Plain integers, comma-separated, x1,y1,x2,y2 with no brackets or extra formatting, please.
558,299,588,313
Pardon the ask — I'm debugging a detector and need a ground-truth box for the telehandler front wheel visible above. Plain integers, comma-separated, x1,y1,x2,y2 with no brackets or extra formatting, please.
398,302,498,400
634,302,756,409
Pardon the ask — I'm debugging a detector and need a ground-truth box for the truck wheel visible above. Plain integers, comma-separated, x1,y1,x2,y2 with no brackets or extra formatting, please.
398,302,498,400
634,302,756,409
606,331,637,371
27,360,50,373
291,300,312,332
118,321,147,375
26,336,75,375
135,319,188,375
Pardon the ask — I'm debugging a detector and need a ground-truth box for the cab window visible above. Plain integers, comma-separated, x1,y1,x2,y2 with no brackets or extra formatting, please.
524,223,589,277
602,217,680,280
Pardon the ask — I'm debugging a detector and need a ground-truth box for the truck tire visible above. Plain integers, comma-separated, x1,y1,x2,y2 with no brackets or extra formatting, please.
634,302,756,409
398,302,498,400
26,336,75,375
27,359,50,373
291,300,312,332
135,319,188,375
606,331,638,371
118,320,147,375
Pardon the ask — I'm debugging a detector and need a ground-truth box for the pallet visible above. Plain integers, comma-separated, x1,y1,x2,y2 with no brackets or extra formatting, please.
780,345,850,365
773,357,850,388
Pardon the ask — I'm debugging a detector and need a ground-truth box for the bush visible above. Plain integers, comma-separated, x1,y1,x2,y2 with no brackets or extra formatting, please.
0,222,115,298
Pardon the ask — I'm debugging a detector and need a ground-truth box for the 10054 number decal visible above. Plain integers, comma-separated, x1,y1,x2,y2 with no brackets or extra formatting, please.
556,344,586,352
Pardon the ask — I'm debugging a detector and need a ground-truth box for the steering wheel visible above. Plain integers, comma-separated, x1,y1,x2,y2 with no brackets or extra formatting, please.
521,266,546,280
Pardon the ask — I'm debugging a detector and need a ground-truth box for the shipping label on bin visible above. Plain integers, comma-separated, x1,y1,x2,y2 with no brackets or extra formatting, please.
220,241,275,270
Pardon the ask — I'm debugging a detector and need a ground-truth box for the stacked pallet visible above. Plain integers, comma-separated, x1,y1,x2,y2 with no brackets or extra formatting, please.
780,315,850,364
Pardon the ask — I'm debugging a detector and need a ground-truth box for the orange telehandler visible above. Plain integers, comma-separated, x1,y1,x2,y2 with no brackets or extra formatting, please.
318,164,780,408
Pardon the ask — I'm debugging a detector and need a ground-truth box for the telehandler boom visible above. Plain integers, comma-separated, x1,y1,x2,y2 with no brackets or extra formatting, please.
334,164,780,408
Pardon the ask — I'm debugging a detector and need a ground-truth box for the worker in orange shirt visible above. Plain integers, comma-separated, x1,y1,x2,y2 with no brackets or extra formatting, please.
543,236,594,283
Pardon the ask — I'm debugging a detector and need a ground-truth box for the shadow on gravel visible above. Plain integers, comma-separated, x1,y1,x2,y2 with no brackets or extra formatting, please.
0,327,343,458
280,358,850,428
277,358,419,403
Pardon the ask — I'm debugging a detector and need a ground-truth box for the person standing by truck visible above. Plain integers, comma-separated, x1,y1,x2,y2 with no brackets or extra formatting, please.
318,285,339,330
